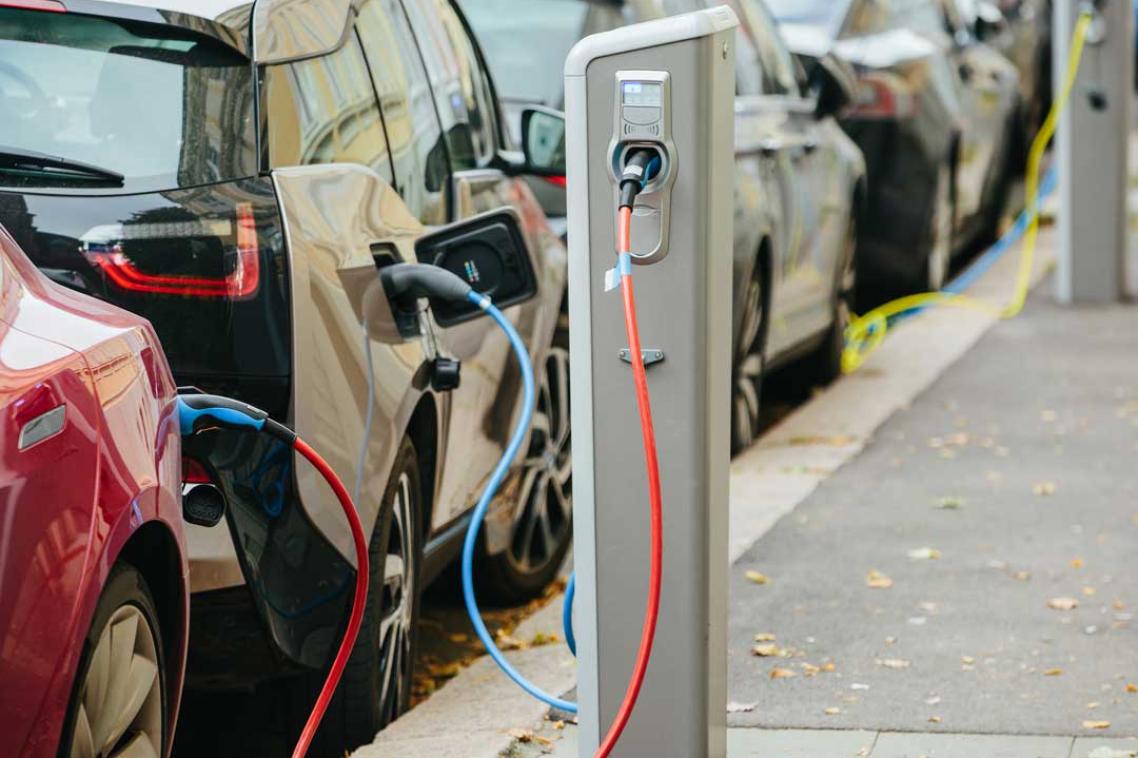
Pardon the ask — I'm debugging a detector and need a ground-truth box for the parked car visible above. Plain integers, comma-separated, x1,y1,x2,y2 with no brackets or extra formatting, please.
461,0,868,453
769,0,1023,295
0,0,569,749
0,225,187,758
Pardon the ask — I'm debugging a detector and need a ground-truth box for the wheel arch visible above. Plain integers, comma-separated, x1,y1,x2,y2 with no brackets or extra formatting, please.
115,520,187,721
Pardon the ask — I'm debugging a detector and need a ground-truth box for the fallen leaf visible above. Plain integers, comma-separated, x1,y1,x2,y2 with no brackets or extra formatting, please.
754,632,776,642
788,434,856,447
1087,702,1100,709
876,658,911,669
822,662,835,672
935,496,965,509
1072,558,1085,569
928,716,942,724
1127,683,1137,693
925,696,941,705
1014,570,1032,581
1083,720,1111,730
751,643,787,658
1048,597,1079,611
1033,482,1057,496
907,547,942,561
726,701,756,714
770,667,797,679
1044,668,1063,676
866,569,894,589
1088,748,1138,758
1083,586,1097,597
823,707,841,715
745,570,770,585
448,633,469,643
961,656,976,665
801,663,821,677
551,720,565,730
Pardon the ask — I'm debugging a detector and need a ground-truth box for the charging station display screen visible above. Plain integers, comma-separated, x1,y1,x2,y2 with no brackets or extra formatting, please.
622,82,662,107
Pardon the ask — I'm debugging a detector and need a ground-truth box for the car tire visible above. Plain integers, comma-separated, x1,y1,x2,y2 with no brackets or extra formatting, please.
731,257,766,456
806,211,857,387
309,436,423,752
59,563,167,758
917,161,953,293
477,314,573,605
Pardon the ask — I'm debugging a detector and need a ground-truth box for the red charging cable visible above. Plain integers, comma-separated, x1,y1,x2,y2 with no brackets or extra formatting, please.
594,206,665,758
291,438,370,758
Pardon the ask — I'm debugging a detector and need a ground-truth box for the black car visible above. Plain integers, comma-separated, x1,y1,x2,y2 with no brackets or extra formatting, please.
770,0,1024,295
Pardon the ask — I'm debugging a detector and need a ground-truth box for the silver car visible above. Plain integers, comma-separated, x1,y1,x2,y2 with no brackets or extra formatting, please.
462,0,868,452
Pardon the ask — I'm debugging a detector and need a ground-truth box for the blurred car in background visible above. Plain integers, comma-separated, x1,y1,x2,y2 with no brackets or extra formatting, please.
769,0,1023,296
462,0,868,453
0,0,570,750
0,225,187,758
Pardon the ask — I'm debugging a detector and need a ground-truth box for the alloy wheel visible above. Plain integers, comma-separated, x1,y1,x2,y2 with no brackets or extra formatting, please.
69,605,163,758
509,344,572,574
732,268,765,453
377,471,415,724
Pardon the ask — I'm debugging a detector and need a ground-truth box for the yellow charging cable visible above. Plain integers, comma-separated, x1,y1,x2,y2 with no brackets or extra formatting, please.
841,10,1095,374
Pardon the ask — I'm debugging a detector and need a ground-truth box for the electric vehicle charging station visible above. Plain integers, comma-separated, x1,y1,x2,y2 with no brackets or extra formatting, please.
565,8,737,757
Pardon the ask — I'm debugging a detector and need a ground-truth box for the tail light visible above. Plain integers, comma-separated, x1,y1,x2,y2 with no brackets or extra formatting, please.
82,202,260,299
183,456,213,484
542,175,567,189
847,72,917,120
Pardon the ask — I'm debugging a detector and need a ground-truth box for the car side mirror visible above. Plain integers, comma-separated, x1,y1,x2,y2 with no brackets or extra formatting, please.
811,53,856,120
414,209,538,327
519,106,567,178
974,1,1009,42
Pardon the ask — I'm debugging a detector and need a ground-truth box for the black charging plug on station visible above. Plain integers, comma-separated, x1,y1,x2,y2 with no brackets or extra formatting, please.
618,148,663,210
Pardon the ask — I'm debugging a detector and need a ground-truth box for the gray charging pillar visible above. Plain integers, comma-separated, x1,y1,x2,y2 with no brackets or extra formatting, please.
1054,0,1133,302
565,9,736,757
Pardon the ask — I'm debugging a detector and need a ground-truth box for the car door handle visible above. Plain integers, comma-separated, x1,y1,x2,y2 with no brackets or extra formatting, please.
803,140,819,155
15,384,66,451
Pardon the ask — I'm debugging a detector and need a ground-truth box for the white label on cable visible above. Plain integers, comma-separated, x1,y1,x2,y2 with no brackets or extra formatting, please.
604,267,620,292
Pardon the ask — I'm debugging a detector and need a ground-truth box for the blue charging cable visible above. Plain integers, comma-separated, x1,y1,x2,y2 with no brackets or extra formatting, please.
460,290,579,714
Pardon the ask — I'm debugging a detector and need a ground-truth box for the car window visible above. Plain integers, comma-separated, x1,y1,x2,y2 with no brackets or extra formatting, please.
263,36,393,182
458,0,624,107
400,0,499,172
731,0,799,96
356,0,450,225
0,8,256,192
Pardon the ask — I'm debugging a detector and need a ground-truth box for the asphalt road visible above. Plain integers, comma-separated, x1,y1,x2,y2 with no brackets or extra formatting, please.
727,294,1138,736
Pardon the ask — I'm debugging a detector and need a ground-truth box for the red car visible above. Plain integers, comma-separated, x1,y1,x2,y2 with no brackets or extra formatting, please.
0,225,187,758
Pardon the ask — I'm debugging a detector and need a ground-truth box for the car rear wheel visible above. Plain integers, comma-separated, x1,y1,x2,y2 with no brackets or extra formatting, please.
731,260,766,456
478,319,573,604
63,563,166,758
313,437,422,751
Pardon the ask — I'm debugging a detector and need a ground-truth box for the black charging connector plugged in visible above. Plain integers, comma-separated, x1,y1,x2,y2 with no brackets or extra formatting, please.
618,147,664,209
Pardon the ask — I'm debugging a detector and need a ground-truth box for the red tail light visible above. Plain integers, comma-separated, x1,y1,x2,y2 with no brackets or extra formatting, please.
847,73,916,120
182,456,212,484
84,202,260,299
542,175,567,189
0,0,66,10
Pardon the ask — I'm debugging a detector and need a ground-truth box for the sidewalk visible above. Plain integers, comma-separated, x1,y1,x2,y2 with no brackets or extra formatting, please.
356,218,1138,757
510,289,1138,756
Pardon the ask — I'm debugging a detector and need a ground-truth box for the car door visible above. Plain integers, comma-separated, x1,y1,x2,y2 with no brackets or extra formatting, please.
379,0,561,525
729,0,825,356
942,0,1019,225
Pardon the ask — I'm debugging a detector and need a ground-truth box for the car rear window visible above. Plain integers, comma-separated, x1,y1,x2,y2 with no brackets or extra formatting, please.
0,8,256,192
